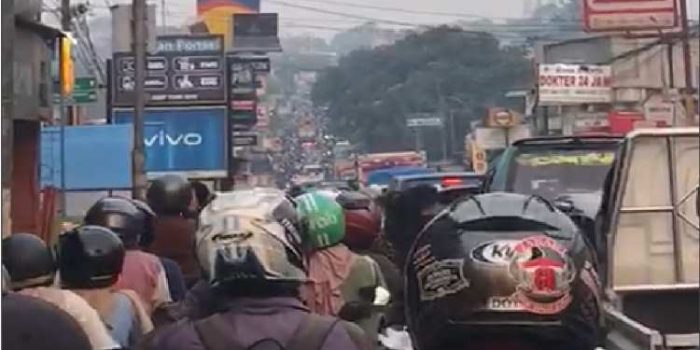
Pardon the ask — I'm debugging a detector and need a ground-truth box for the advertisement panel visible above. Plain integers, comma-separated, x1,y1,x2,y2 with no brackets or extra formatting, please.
41,125,133,190
232,13,281,52
583,0,677,32
228,55,258,129
197,0,259,49
539,64,612,105
112,35,225,107
113,107,227,178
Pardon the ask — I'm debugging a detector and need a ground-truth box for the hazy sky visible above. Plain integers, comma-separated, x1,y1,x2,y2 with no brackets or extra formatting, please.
92,0,698,38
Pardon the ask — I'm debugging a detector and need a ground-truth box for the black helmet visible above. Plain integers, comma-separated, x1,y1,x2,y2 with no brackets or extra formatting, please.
147,175,193,216
131,199,156,247
190,180,214,211
58,226,125,289
405,192,601,350
2,233,56,290
84,197,145,246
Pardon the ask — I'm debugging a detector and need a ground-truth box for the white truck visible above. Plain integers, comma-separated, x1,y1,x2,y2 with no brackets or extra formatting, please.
597,128,699,350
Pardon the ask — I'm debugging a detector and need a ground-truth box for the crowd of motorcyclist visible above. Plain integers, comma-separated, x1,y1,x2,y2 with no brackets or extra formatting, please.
2,173,603,350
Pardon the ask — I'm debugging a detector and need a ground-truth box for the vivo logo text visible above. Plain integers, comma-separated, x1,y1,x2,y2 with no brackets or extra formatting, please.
145,131,203,147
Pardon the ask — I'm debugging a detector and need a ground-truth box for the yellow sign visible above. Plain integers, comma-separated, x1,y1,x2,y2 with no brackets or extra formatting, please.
60,37,74,96
471,143,488,175
516,152,615,167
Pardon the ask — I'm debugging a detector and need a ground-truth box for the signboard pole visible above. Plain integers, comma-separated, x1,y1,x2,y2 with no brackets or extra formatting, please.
132,0,148,200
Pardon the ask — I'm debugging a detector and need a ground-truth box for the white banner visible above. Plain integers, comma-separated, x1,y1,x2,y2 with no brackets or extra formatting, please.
538,64,612,105
407,117,443,127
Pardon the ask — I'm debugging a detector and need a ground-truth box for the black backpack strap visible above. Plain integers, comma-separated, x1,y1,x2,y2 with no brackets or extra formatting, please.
286,314,340,350
193,314,246,350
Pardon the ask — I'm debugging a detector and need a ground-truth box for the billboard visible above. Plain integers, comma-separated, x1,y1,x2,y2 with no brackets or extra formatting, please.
112,35,226,107
583,0,677,32
197,0,259,49
538,64,612,105
232,13,281,52
113,107,228,178
41,125,133,190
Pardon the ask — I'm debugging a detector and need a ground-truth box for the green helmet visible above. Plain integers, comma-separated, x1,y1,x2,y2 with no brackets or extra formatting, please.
296,191,345,249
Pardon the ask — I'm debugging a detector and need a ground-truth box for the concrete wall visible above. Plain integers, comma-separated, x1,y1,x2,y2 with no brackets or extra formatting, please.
13,27,51,121
612,37,699,90
11,121,40,234
542,36,613,64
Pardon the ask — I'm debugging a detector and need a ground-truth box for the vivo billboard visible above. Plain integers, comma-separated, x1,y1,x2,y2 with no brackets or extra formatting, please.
113,107,227,178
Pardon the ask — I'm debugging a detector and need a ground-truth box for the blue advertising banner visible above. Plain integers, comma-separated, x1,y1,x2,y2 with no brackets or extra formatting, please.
41,124,133,190
113,107,227,178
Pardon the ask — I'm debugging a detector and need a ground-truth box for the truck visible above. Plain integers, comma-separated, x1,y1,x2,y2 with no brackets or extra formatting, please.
596,128,699,350
334,150,428,184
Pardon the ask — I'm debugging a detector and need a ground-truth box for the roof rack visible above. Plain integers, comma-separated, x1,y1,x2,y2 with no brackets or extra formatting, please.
513,135,623,146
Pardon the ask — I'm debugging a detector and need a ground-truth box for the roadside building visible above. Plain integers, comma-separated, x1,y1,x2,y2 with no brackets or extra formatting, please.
534,32,699,135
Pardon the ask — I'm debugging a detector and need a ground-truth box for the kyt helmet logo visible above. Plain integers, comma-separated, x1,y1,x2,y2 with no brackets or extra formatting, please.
145,130,203,147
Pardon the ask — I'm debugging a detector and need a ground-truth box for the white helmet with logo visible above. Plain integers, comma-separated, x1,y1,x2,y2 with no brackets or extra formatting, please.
196,188,307,286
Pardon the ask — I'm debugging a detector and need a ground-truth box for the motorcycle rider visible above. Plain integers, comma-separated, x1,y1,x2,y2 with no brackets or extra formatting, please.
2,232,119,349
59,225,154,348
402,192,603,350
141,188,370,350
296,190,388,344
335,191,405,337
132,199,188,302
3,292,94,350
147,175,200,286
84,197,172,313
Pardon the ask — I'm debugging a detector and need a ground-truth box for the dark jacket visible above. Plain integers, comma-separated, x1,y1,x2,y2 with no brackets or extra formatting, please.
148,216,200,285
142,297,367,350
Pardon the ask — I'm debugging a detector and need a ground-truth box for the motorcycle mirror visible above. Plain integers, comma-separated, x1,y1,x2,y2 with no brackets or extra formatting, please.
373,286,391,306
554,198,575,213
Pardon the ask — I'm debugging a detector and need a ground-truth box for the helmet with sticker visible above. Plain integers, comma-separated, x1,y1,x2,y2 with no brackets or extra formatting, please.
404,192,600,350
295,191,345,250
196,188,307,289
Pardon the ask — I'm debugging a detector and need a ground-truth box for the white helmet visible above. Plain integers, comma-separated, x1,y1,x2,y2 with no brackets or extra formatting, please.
196,188,307,286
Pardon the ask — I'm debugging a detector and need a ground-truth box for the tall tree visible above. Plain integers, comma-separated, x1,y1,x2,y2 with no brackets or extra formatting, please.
312,26,532,159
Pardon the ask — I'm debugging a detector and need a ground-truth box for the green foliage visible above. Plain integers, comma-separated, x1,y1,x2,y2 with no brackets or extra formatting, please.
312,26,533,159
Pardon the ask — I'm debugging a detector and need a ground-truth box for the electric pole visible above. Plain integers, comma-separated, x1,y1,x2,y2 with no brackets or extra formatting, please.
132,0,148,200
678,0,696,124
161,0,166,27
60,0,71,216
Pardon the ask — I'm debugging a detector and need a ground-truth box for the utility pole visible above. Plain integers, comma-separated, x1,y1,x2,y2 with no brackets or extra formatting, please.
678,0,696,124
132,0,148,200
160,0,166,27
60,0,70,216
2,0,15,236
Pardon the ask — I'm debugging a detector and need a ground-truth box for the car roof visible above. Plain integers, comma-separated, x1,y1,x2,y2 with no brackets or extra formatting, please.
393,172,483,182
512,135,623,147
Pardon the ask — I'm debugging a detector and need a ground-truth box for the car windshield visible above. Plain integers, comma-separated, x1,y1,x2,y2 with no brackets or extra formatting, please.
509,147,615,201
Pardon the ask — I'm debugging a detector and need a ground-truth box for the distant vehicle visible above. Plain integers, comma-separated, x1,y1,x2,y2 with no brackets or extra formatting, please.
315,181,353,192
389,172,484,192
365,166,435,190
485,135,622,214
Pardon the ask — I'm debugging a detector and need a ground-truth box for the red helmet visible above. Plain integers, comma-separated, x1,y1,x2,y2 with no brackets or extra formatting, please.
336,191,382,250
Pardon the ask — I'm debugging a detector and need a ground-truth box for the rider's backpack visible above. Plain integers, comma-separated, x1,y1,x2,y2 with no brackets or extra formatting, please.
192,313,371,350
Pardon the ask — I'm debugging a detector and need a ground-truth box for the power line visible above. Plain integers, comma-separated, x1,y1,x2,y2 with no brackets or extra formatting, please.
269,0,497,20
264,0,424,27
